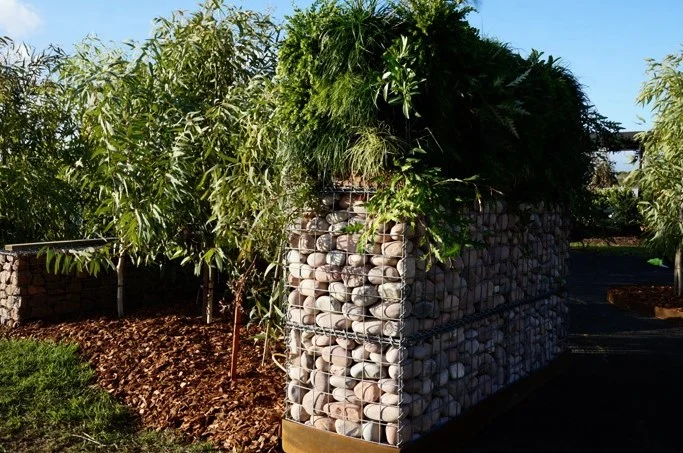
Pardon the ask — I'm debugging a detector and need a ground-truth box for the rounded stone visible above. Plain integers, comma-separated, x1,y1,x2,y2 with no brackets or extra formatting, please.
390,222,416,240
299,279,327,298
316,234,335,252
353,381,381,403
307,252,327,268
385,347,400,364
315,265,343,283
329,375,357,389
290,404,310,422
286,250,302,264
299,234,316,252
380,392,400,405
326,250,346,267
379,378,399,394
332,387,361,405
351,285,379,307
310,369,329,391
326,211,349,224
367,266,400,285
363,403,401,423
347,254,366,266
341,303,366,322
287,381,306,404
350,362,383,379
302,390,334,416
320,345,352,366
315,295,341,313
312,416,336,431
342,266,368,288
351,320,384,335
370,255,399,266
328,282,351,303
302,296,317,315
335,337,356,350
378,282,402,301
307,217,330,232
315,312,352,330
335,419,361,437
288,290,305,307
362,421,382,442
397,257,416,281
382,241,406,258
337,234,361,253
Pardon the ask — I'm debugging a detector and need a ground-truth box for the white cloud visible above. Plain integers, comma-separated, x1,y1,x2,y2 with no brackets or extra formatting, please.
0,0,41,39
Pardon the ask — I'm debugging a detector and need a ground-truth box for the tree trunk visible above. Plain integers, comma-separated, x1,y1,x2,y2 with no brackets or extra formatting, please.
116,249,125,318
203,263,214,324
676,246,683,296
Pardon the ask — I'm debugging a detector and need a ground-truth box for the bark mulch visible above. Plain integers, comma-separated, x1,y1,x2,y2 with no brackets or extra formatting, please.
6,305,285,452
608,285,683,319
576,236,643,247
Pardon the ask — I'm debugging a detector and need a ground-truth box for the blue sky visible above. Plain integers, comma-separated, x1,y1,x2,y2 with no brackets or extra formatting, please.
2,0,682,169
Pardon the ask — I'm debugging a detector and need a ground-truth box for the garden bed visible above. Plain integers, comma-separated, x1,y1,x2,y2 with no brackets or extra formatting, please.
607,285,683,319
4,304,284,452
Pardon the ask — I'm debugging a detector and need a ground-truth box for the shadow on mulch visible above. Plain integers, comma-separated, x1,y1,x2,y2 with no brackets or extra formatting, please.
6,302,285,453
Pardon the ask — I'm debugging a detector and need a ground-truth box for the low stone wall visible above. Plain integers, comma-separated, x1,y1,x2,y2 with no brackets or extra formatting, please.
0,250,199,327
283,190,569,447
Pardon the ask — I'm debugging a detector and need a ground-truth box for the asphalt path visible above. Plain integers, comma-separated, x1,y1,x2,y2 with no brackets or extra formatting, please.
462,250,683,453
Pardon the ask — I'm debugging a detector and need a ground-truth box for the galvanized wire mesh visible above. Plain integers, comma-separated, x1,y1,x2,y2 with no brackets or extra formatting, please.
283,187,569,446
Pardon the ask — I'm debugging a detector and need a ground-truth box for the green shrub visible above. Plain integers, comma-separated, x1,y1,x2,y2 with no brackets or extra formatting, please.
571,186,642,239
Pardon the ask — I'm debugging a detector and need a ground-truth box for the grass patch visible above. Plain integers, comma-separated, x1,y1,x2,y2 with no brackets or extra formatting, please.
570,242,652,257
0,338,214,453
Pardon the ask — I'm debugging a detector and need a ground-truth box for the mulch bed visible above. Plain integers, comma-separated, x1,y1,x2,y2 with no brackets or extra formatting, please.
576,236,643,247
5,304,285,452
607,285,683,319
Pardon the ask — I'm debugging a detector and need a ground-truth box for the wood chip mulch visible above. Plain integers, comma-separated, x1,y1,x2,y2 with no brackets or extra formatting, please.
577,236,643,247
608,285,683,318
6,305,286,452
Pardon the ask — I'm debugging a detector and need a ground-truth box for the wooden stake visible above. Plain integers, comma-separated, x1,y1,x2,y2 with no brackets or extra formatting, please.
116,248,125,318
204,264,214,324
676,246,683,297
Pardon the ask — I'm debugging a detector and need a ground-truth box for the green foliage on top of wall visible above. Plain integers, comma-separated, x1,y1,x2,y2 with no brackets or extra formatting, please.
276,0,619,203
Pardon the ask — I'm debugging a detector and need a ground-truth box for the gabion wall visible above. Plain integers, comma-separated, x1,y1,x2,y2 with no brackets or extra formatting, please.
0,250,199,327
283,188,569,447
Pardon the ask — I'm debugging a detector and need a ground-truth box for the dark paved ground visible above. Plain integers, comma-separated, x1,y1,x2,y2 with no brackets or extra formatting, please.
463,250,683,453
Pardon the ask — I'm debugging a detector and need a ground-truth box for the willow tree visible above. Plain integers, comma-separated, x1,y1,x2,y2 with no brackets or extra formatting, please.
631,49,683,295
60,1,284,327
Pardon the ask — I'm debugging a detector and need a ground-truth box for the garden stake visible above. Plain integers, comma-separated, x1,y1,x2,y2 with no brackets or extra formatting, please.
230,259,256,380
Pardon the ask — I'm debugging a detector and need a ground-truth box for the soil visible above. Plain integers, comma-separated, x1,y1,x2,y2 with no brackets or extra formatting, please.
5,304,285,453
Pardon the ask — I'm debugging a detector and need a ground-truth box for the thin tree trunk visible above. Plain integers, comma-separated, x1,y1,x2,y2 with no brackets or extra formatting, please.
676,246,683,296
230,259,256,380
116,248,125,318
230,289,242,380
203,263,215,324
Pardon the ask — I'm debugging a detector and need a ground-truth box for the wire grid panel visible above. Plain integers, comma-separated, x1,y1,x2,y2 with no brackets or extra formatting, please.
283,188,570,447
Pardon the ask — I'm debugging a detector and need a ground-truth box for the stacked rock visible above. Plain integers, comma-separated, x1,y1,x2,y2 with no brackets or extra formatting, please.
284,191,569,446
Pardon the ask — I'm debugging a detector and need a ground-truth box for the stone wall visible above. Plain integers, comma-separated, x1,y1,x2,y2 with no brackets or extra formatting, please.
283,190,569,447
0,250,199,327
